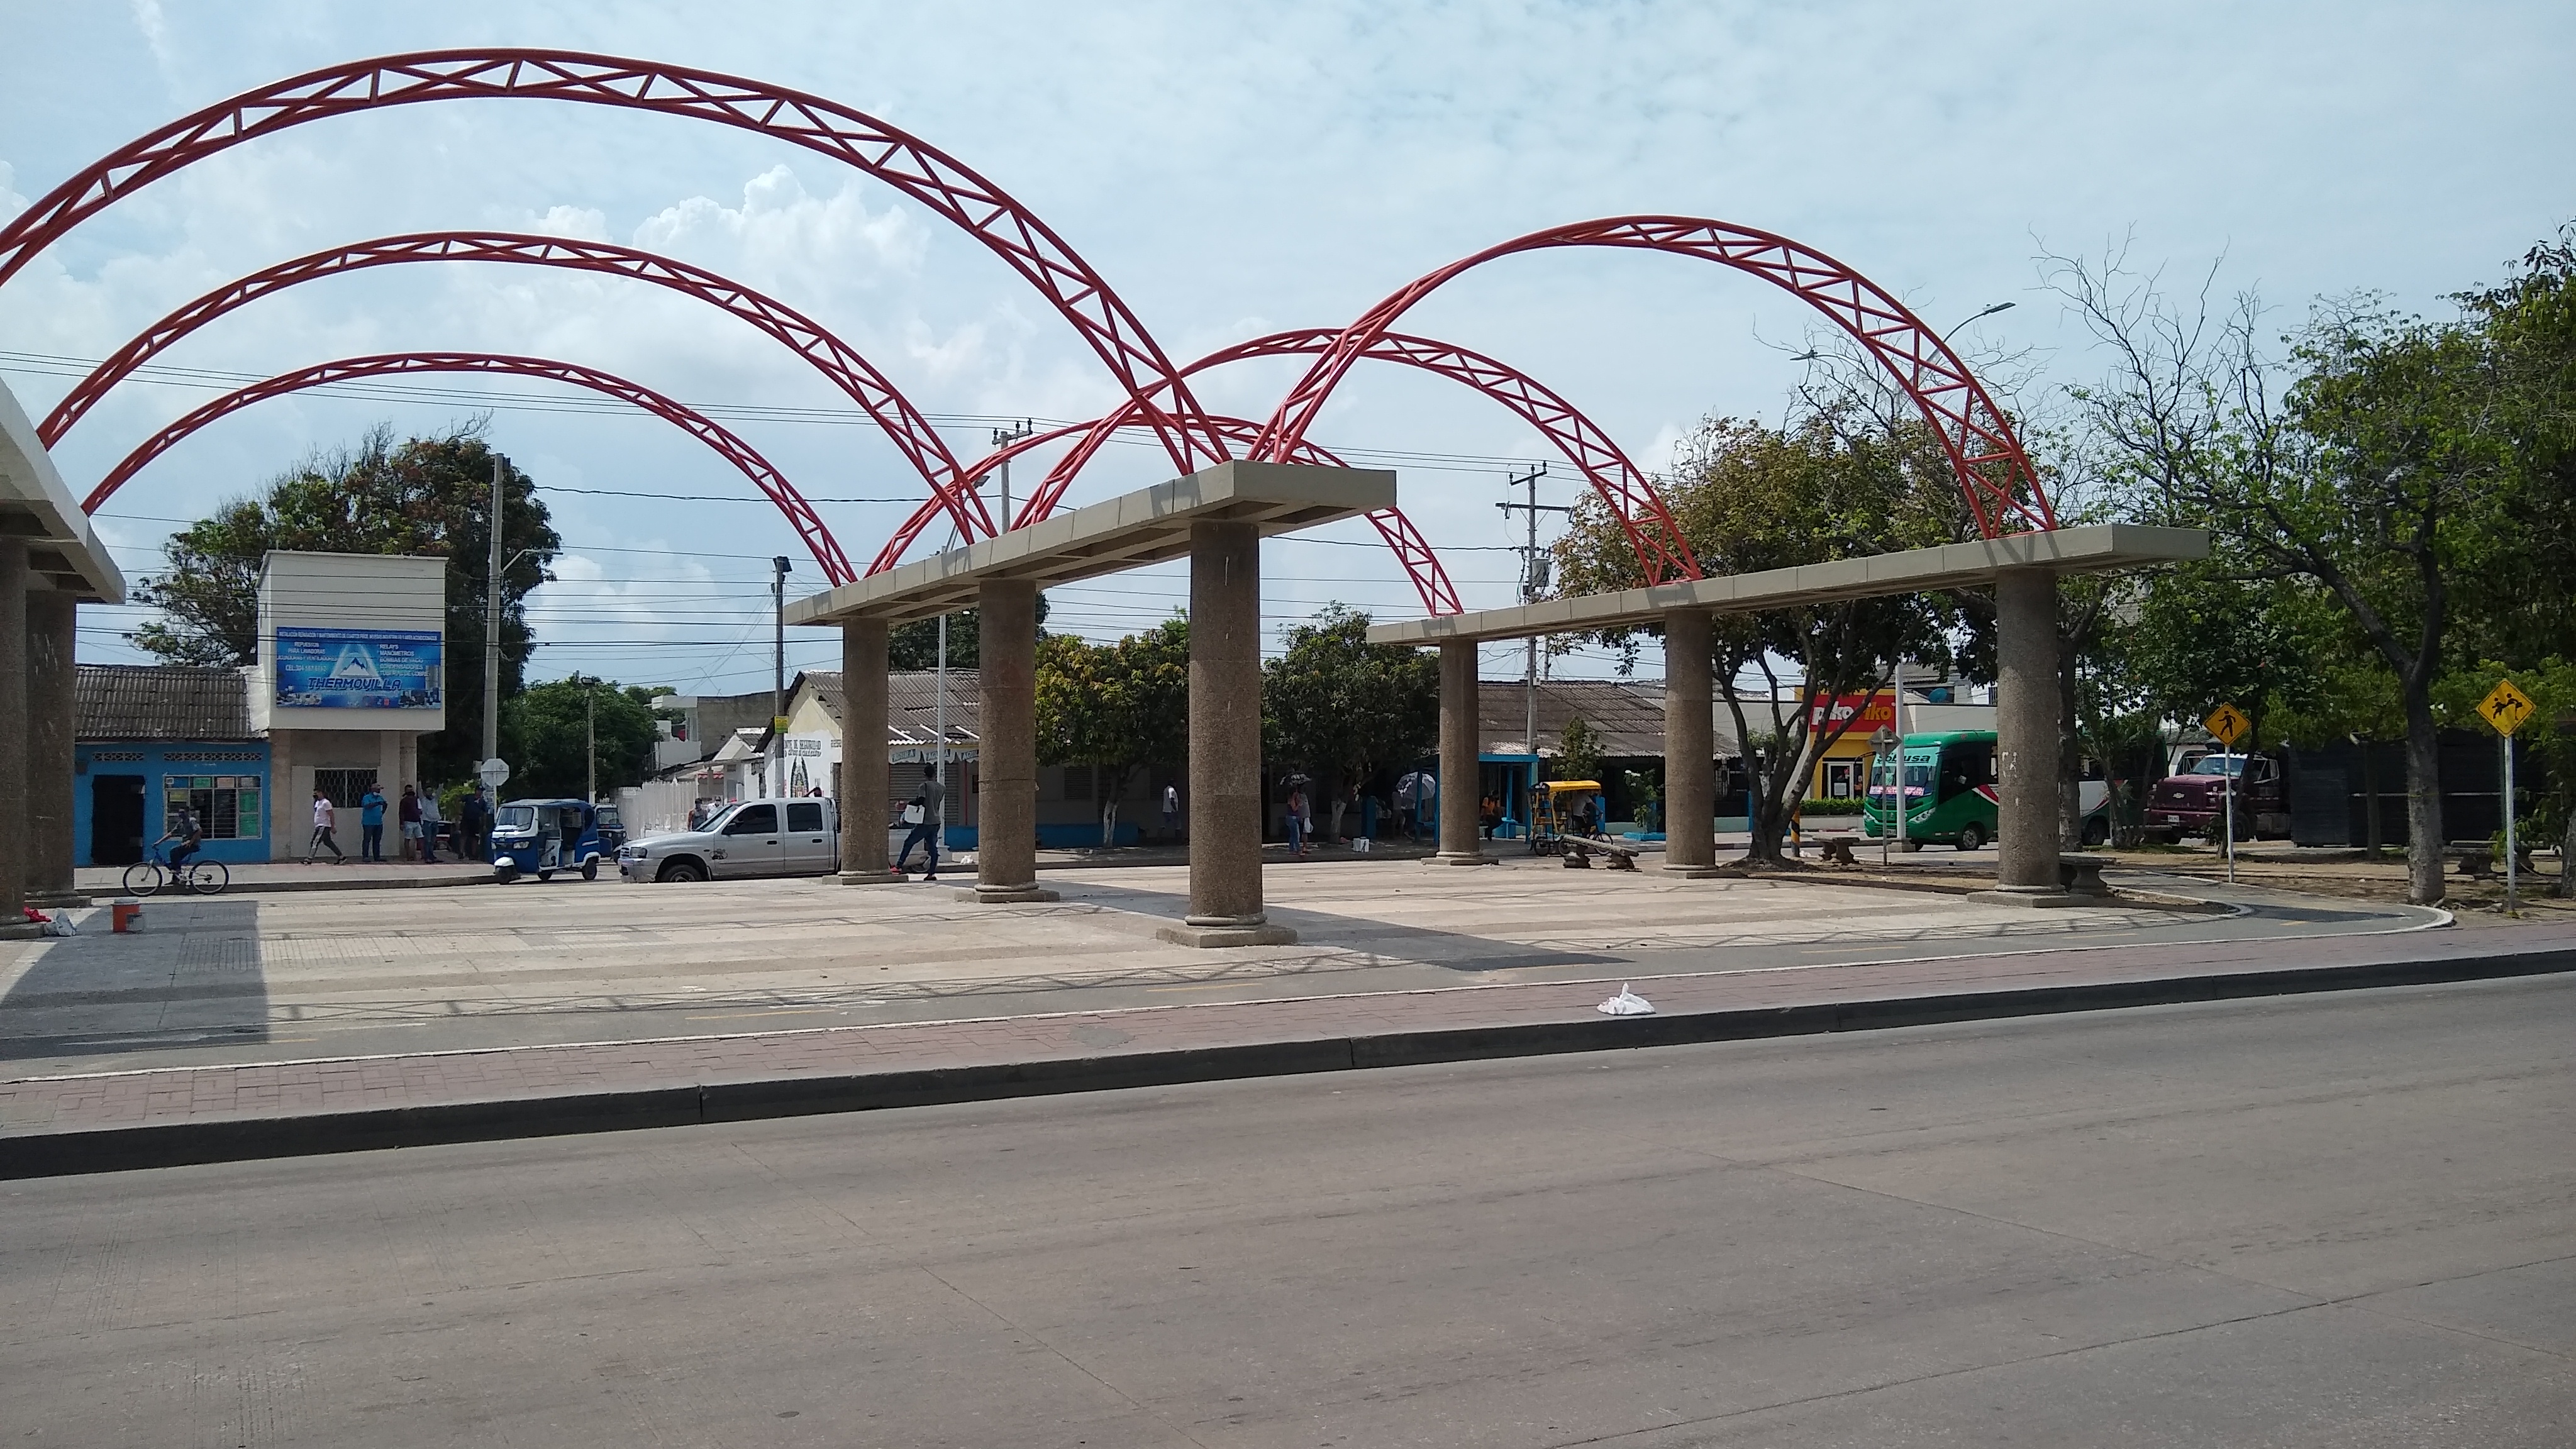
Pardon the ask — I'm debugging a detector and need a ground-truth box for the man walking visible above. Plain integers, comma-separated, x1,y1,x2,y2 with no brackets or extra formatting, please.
1161,780,1180,843
398,786,422,862
306,789,345,863
358,782,388,863
896,763,942,879
417,785,443,863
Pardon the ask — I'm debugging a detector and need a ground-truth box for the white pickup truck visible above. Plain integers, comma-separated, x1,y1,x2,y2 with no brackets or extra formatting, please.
617,797,840,882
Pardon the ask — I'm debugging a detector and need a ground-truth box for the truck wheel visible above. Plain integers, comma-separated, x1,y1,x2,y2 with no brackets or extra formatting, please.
581,860,599,882
2081,816,2111,848
658,860,708,884
537,870,554,882
1957,821,1987,852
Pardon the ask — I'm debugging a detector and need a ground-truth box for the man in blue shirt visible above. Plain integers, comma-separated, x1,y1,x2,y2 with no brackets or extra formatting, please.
358,784,389,863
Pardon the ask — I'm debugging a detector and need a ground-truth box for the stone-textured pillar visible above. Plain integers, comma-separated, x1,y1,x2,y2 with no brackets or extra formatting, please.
1992,568,2066,897
1161,519,1293,947
25,590,84,906
0,540,31,932
839,618,901,884
1434,640,1489,865
1662,608,1720,876
269,729,298,862
970,579,1055,902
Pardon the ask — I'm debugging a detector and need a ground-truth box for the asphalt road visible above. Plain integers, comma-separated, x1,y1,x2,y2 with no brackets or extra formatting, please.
5,975,2568,1446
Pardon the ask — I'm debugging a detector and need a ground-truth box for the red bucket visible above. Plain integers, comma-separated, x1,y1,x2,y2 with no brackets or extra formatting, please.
111,901,143,933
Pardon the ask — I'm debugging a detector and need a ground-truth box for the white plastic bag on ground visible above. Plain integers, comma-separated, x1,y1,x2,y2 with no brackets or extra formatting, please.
1596,982,1654,1016
1351,836,1372,853
39,912,77,937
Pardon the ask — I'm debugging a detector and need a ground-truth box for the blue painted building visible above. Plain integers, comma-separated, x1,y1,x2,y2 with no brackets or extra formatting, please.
74,665,272,866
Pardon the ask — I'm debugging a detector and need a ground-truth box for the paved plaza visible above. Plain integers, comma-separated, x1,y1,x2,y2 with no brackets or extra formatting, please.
3,856,2439,1077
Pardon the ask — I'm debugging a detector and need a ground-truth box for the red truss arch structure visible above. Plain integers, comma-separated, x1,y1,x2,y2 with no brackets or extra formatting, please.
87,352,858,584
870,414,1460,616
41,231,993,538
1014,328,1701,584
1252,218,2058,538
0,48,1233,479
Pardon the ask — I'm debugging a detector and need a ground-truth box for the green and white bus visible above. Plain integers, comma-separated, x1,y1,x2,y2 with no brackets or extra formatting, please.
1863,731,1999,851
1863,730,2115,850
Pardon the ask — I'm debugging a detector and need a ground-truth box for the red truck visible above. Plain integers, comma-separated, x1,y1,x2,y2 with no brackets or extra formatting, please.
2140,752,2292,844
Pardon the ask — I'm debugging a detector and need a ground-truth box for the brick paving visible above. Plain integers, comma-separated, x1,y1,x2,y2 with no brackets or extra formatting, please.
6,916,2569,1144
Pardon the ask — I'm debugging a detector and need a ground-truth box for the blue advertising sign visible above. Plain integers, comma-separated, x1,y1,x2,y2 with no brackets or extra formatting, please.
273,626,444,709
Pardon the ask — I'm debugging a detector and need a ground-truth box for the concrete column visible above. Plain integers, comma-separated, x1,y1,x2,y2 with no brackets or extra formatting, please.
1987,567,2068,901
25,590,84,906
377,729,405,860
269,730,298,862
969,579,1055,903
1161,519,1294,947
839,618,901,884
1662,608,1721,877
1433,640,1489,865
0,540,31,934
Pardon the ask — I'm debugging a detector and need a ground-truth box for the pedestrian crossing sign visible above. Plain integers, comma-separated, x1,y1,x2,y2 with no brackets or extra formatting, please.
2479,679,2535,737
2202,702,2250,747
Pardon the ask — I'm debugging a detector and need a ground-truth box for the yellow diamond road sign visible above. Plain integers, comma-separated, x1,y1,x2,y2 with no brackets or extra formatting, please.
2202,702,2250,747
2479,679,2535,737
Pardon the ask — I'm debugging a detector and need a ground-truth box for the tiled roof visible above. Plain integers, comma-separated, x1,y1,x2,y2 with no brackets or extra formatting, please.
1477,677,1741,758
76,663,253,741
797,669,982,746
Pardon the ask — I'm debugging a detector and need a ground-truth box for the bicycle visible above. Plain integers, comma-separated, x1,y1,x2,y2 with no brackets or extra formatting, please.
122,845,230,897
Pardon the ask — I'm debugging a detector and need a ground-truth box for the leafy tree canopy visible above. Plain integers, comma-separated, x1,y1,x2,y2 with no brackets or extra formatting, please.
499,676,663,802
1260,604,1439,780
130,421,560,786
1035,616,1191,826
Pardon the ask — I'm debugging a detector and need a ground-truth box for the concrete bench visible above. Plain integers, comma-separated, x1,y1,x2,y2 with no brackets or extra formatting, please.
1562,837,1640,871
2058,854,2111,897
2448,843,2495,879
1816,835,1862,867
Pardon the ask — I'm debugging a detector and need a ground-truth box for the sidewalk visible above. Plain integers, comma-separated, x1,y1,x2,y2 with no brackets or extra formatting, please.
73,859,494,896
6,916,2568,1178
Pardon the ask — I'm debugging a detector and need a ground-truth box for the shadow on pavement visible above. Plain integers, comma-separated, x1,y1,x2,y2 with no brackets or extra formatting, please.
1048,875,1629,974
0,897,269,1062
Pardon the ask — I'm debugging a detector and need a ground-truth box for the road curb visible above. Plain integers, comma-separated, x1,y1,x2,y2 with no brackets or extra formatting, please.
6,942,2570,1180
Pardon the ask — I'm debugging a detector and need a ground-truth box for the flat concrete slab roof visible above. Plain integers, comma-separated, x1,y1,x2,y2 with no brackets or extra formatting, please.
786,460,1396,627
1367,523,2207,647
0,379,125,603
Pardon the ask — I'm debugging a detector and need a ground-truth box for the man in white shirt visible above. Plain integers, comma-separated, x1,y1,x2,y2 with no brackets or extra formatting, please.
1161,781,1180,842
306,790,345,864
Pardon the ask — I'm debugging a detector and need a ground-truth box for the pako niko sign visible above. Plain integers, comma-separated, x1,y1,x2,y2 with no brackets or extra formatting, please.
274,626,443,709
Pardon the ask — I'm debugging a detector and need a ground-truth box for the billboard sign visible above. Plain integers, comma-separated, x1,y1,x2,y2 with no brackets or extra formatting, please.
273,626,444,709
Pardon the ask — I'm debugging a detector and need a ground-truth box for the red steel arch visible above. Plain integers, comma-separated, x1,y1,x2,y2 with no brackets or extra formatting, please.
1252,218,2058,538
40,231,993,538
86,352,858,584
0,48,1233,479
1018,328,1701,583
870,414,1460,616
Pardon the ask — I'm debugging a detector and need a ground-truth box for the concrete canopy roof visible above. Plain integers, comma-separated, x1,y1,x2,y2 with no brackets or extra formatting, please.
0,379,125,603
784,461,1396,628
1367,523,2208,647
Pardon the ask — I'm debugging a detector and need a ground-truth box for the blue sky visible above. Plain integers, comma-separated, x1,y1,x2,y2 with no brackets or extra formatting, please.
4,1,2569,691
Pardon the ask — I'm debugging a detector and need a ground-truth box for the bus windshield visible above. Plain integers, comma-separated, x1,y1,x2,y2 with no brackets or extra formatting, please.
1870,754,1935,798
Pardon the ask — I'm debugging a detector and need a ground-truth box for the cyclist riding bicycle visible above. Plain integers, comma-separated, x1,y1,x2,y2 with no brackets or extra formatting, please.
158,804,205,875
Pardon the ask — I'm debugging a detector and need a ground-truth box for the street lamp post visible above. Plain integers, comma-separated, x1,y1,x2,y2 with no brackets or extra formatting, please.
771,555,791,798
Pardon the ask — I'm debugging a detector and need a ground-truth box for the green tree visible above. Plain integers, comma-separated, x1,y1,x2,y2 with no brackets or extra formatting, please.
2050,251,2520,903
130,422,560,786
499,675,661,802
1035,617,1190,843
1557,716,1603,785
1260,605,1440,791
1554,409,1968,865
889,594,1050,670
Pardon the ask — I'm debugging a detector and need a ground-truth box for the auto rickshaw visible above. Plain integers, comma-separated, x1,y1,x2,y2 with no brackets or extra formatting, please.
1527,780,1606,856
489,798,622,882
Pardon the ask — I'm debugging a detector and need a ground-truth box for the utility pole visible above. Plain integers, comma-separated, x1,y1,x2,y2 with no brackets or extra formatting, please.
585,683,597,804
483,455,504,768
1497,465,1566,807
771,555,791,798
992,420,1034,530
